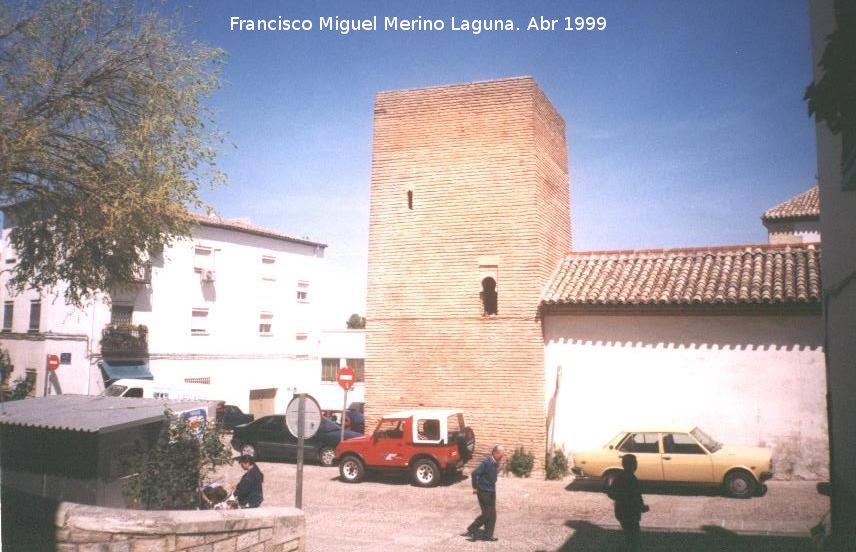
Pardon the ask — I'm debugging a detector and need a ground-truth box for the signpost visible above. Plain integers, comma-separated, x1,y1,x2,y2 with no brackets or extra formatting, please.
44,354,60,396
337,366,356,443
285,394,321,509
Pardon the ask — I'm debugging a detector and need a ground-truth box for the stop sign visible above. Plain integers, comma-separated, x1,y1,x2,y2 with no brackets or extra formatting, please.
337,366,356,391
46,354,60,371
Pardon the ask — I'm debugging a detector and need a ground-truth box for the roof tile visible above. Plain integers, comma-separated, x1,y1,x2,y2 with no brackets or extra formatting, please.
762,186,820,222
541,244,821,309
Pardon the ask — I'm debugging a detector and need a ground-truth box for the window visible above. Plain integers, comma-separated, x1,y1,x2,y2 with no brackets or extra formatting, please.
416,419,441,442
111,305,133,326
481,277,498,315
321,358,340,382
662,433,706,455
618,433,660,454
296,280,310,302
261,255,276,281
259,311,273,335
2,301,12,332
407,190,413,210
375,419,404,440
28,300,41,333
346,358,365,382
191,308,209,335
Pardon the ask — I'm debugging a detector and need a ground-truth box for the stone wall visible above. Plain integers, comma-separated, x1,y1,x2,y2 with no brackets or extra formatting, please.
54,503,304,552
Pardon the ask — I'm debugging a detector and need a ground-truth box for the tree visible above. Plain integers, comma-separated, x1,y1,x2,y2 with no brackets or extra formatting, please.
805,0,855,136
346,313,366,329
122,409,232,510
0,0,225,306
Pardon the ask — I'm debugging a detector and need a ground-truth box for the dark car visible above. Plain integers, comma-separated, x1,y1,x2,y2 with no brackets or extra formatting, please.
231,415,361,466
216,404,254,430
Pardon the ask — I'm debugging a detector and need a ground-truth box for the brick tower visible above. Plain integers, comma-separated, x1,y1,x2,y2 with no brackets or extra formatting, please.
366,77,571,464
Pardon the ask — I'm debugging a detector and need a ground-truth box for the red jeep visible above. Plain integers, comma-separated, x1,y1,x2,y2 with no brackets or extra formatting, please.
335,409,475,487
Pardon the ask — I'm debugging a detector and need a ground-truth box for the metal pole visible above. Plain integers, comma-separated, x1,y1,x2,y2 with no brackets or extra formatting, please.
295,393,305,509
340,388,348,444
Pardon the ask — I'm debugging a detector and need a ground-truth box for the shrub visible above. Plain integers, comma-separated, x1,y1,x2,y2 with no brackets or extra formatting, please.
122,409,232,510
508,447,535,478
545,448,569,480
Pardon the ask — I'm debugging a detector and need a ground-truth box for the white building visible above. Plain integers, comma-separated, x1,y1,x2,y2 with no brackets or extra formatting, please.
1,214,328,416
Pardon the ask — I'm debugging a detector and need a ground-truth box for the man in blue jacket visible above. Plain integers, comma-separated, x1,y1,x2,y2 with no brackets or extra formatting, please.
234,455,264,508
463,444,505,542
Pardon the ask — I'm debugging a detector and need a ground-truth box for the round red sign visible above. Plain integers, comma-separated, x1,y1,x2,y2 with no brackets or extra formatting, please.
46,354,60,371
337,366,356,391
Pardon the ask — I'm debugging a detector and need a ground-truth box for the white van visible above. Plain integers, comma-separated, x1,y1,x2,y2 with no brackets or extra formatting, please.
102,378,222,401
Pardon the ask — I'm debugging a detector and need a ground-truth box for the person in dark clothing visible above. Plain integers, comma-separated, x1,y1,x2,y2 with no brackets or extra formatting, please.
607,454,649,551
463,444,505,542
234,455,264,508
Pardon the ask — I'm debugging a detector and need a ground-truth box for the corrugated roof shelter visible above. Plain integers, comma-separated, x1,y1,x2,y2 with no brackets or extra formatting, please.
0,395,217,509
0,395,210,433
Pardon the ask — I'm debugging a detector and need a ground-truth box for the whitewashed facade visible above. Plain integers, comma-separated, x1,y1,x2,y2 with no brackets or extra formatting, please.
0,216,328,415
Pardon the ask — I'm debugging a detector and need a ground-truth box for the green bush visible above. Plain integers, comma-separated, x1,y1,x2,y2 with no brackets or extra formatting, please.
545,448,569,480
508,447,535,478
122,409,232,510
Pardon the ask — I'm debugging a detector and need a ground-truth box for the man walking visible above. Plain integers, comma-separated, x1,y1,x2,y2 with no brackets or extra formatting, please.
463,444,505,542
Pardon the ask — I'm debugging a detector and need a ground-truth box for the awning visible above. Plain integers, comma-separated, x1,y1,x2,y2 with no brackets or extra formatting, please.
98,360,153,384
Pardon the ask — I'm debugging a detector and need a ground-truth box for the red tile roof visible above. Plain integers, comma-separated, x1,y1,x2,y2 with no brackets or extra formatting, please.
762,186,820,222
541,244,821,309
192,214,326,248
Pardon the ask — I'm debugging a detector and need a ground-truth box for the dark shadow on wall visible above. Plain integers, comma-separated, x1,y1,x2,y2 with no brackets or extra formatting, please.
1,486,58,552
541,521,813,552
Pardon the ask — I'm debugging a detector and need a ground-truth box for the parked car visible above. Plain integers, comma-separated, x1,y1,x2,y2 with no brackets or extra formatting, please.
215,404,254,430
335,409,475,487
321,408,365,434
570,427,773,498
231,416,361,466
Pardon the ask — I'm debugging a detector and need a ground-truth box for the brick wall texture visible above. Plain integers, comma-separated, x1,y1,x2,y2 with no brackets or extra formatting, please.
366,77,571,466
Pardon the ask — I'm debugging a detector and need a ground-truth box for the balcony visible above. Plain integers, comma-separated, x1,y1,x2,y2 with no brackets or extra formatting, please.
101,324,148,359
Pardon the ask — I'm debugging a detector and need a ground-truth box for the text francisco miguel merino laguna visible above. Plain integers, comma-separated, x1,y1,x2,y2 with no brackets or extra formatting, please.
230,15,525,35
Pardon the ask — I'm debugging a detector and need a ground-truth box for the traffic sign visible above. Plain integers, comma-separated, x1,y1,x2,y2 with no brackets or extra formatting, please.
46,354,60,371
285,394,321,439
337,366,356,391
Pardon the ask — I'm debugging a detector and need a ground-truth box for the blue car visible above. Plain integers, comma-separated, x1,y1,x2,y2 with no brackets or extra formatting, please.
231,415,360,466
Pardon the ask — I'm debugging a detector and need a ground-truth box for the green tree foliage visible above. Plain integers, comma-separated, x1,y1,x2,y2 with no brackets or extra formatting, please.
805,0,855,136
0,0,225,305
507,447,535,478
545,448,569,480
122,409,232,510
346,313,366,329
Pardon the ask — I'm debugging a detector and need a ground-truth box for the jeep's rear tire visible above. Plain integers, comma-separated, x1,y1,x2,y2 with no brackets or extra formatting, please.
457,427,475,463
411,458,440,487
339,455,365,483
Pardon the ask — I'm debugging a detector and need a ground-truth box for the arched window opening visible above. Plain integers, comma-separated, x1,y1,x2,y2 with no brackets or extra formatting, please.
481,277,498,316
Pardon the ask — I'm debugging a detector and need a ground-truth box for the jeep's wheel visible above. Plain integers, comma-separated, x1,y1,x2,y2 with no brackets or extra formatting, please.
339,455,365,483
318,446,336,467
457,427,476,462
411,458,440,487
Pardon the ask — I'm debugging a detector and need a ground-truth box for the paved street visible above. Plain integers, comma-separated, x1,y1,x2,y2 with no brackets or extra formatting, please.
214,460,829,551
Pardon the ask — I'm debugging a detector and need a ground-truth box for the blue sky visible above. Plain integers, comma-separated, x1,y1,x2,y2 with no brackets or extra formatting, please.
177,1,817,327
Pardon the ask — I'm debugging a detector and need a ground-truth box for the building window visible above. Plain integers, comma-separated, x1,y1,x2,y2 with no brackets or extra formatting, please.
297,280,310,302
28,300,41,333
481,277,498,315
191,308,209,335
259,311,273,335
2,301,12,332
111,305,133,327
346,358,365,382
407,190,413,210
261,255,276,281
321,358,340,382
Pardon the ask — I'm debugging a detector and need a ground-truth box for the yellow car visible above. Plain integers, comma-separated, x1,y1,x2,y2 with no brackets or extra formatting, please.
570,427,773,498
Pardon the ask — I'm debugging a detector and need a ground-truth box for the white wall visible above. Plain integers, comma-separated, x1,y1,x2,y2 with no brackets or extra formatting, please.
316,329,365,410
544,312,827,479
